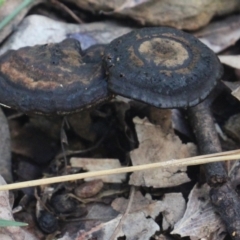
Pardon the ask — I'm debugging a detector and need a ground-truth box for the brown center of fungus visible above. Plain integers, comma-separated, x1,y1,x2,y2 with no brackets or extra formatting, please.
138,38,189,68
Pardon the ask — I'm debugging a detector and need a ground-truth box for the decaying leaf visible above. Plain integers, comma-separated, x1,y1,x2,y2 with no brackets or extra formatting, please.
219,55,240,69
0,14,132,55
109,0,150,12
129,117,196,188
156,235,174,240
56,203,119,240
224,113,240,143
172,184,226,239
70,158,126,183
112,191,186,230
68,0,240,30
196,15,240,53
0,0,42,43
228,157,240,190
76,210,159,240
222,81,240,102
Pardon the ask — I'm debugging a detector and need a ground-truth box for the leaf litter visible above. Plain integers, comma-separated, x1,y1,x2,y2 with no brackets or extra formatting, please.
1,1,240,239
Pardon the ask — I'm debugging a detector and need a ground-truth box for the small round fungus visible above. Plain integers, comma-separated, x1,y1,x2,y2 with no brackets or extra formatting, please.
103,27,223,108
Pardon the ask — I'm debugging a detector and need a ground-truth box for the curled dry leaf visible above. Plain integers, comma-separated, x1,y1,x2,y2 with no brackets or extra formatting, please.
68,0,240,30
129,117,196,188
196,15,240,53
112,191,185,230
172,184,226,239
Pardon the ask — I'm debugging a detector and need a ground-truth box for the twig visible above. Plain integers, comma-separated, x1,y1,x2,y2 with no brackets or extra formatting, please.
51,0,83,24
55,122,112,160
110,186,135,240
0,149,240,191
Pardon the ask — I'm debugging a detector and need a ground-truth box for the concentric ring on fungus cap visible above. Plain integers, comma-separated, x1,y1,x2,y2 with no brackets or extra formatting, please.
103,27,223,108
0,39,110,114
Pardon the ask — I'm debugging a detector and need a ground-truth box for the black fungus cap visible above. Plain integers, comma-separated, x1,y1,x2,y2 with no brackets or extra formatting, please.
82,44,106,64
103,27,223,108
0,39,109,114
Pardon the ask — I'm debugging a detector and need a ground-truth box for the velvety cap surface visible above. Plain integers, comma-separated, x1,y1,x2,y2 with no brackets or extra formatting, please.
82,44,106,64
103,27,223,108
0,39,109,114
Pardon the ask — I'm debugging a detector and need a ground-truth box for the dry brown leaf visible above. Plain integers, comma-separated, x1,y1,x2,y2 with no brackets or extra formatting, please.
222,81,240,102
0,14,132,55
0,0,42,43
112,191,185,230
190,227,226,240
69,0,240,30
76,211,159,240
219,55,240,69
110,0,150,12
129,117,196,188
172,184,226,239
57,203,119,240
147,108,172,134
196,15,240,53
70,158,126,183
224,113,240,143
156,235,175,240
112,191,162,218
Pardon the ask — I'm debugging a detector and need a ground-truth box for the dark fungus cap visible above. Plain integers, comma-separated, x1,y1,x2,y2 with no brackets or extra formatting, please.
0,38,109,114
82,44,106,64
103,27,223,108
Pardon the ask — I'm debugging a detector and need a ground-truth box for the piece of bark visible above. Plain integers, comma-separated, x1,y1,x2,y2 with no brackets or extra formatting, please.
195,15,240,53
0,14,132,55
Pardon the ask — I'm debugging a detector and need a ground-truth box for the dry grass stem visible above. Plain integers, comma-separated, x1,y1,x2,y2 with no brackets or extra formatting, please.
0,149,240,191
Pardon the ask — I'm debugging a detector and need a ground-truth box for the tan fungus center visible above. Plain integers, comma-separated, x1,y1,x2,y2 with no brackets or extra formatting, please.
139,38,189,68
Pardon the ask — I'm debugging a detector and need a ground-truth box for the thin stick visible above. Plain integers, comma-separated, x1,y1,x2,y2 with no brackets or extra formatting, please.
0,150,240,191
110,186,135,240
51,0,83,24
